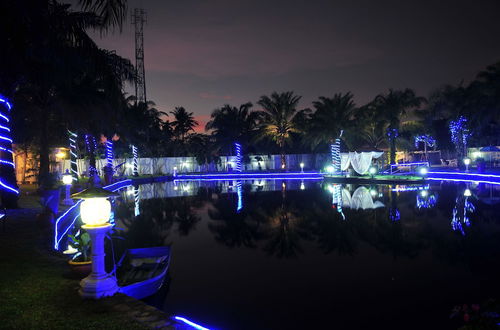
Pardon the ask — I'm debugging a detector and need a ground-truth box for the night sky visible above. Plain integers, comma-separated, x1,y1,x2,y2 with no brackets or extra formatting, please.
90,0,500,129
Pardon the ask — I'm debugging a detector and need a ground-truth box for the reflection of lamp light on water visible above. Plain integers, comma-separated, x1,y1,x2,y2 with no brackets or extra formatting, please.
300,181,305,190
71,186,119,299
464,188,472,197
420,190,428,197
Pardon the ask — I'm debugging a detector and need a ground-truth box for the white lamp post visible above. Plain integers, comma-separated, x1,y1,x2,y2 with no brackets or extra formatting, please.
71,187,119,299
368,166,377,179
300,162,304,173
62,170,74,205
464,158,471,172
173,166,178,177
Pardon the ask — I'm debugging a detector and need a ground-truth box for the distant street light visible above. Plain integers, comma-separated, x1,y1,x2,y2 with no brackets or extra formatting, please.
62,170,73,205
464,158,471,172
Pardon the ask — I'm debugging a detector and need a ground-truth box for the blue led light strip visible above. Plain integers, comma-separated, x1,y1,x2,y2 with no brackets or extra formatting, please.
427,177,500,186
53,179,132,250
428,171,500,179
0,95,17,195
173,316,211,330
390,162,429,168
234,142,243,172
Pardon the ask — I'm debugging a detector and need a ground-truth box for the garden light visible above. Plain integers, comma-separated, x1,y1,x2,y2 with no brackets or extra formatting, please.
326,165,334,174
464,158,471,172
300,162,304,172
62,170,74,205
419,167,428,177
71,186,119,299
369,166,377,178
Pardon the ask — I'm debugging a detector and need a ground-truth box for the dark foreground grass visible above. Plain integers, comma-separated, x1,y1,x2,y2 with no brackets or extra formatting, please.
0,209,147,330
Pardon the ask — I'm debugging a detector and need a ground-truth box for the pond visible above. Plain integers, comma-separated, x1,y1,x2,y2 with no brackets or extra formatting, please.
112,180,500,330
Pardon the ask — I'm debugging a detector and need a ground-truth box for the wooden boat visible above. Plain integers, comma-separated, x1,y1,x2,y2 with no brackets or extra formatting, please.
117,246,171,300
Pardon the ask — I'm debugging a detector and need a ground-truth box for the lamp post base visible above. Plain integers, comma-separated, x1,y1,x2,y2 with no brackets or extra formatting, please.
79,224,117,299
79,274,118,299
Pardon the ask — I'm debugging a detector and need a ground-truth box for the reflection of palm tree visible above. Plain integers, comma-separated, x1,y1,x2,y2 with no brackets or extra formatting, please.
208,194,264,248
262,205,305,258
172,198,202,236
304,202,357,255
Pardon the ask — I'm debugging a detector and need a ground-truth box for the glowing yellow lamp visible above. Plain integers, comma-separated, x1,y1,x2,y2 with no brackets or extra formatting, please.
71,187,119,227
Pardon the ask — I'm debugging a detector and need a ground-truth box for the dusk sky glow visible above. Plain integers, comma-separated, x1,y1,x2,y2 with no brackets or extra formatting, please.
90,0,500,130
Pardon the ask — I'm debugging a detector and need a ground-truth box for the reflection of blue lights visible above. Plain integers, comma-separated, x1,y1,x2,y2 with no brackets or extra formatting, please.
234,142,242,172
392,185,429,192
236,180,243,212
173,316,211,330
416,194,437,209
389,208,400,221
331,184,345,220
451,193,475,236
134,186,140,216
429,171,500,179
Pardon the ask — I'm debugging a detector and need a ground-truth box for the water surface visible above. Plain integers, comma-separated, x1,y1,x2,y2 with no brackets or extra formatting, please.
113,180,500,330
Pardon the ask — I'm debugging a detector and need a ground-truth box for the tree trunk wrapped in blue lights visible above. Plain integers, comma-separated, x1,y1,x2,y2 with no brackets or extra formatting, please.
0,96,19,207
131,145,138,177
68,130,79,181
103,140,114,184
234,142,242,172
330,130,343,173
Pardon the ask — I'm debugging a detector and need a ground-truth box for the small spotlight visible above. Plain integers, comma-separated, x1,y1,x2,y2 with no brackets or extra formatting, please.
419,167,428,176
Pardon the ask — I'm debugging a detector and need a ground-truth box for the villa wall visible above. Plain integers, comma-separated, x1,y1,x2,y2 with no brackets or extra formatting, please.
59,153,334,177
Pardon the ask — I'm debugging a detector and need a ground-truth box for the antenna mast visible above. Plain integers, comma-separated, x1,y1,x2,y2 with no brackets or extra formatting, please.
131,8,147,104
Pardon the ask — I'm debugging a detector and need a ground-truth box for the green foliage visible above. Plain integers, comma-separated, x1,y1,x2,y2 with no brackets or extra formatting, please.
68,231,91,261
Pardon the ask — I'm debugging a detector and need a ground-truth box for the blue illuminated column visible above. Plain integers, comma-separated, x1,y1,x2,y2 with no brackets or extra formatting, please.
0,96,19,198
331,130,343,174
105,141,113,169
131,145,138,177
331,184,345,220
134,186,140,216
234,142,243,172
68,130,79,181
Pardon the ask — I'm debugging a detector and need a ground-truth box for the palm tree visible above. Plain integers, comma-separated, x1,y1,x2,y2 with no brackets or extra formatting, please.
256,91,303,169
2,0,133,191
307,92,356,150
372,89,425,164
205,102,259,155
170,107,198,143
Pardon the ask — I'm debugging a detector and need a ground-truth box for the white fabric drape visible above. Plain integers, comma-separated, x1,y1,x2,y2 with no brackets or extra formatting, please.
339,151,384,175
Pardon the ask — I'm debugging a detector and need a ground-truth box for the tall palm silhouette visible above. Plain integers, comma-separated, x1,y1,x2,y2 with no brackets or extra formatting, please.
257,91,304,169
205,102,259,155
372,89,425,164
307,92,356,150
170,106,199,142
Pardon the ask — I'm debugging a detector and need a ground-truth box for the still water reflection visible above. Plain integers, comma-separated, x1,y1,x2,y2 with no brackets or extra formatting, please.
113,180,500,330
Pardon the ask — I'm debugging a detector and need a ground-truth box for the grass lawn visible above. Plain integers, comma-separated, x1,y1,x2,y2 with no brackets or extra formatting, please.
0,208,148,330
